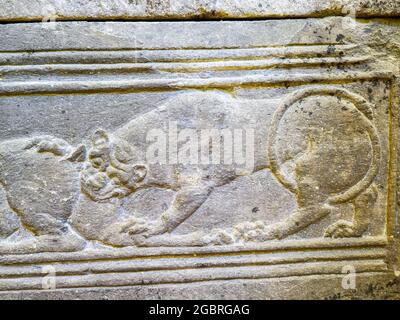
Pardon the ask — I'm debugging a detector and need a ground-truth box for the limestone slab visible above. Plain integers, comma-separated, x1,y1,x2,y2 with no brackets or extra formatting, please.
0,10,399,300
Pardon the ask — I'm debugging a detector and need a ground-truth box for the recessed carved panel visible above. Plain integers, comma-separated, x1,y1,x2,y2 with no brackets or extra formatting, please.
0,18,398,297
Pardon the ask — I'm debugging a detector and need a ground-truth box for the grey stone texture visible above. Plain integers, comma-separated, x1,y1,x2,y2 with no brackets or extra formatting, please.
0,1,400,299
0,0,399,21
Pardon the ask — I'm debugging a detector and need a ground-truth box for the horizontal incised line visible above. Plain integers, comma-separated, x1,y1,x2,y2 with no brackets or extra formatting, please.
0,45,358,65
0,248,387,278
0,237,388,265
0,260,387,292
0,56,370,75
0,71,393,95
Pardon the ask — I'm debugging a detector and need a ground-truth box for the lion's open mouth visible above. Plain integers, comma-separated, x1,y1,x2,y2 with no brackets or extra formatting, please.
80,166,131,201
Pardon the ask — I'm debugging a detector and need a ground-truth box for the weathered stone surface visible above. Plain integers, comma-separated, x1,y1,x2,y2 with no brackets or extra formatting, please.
0,2,399,300
0,0,399,21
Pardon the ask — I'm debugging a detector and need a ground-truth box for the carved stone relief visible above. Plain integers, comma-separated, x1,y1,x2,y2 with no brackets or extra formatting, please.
0,8,399,298
0,86,387,253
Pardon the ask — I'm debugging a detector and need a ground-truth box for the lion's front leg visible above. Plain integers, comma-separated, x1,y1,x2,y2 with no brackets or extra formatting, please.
26,136,86,162
126,184,214,238
0,232,86,254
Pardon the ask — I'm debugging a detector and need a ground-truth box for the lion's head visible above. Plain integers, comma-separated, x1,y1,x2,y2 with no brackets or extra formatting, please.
80,129,147,201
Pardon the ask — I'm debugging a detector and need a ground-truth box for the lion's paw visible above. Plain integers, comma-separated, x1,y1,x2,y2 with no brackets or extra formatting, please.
204,229,234,245
324,220,364,238
120,217,153,236
34,137,72,156
234,221,280,242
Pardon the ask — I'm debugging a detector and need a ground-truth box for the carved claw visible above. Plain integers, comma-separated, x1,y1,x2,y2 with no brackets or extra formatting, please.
234,221,263,241
121,217,151,235
204,229,234,245
324,220,364,238
123,217,166,238
234,220,281,242
32,137,72,156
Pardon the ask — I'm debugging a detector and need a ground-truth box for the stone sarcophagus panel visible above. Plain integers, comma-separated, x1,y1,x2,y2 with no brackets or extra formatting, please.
0,2,399,299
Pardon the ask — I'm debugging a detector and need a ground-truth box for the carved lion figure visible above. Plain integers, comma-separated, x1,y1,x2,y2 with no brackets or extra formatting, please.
0,89,381,253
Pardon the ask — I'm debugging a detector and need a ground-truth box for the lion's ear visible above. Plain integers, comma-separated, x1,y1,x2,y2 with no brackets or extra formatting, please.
92,129,109,148
132,165,147,182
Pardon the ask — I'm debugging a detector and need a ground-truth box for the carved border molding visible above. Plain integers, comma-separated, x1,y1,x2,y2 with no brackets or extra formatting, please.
0,237,389,291
0,72,393,96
